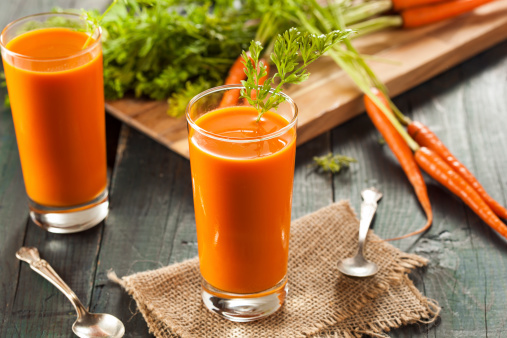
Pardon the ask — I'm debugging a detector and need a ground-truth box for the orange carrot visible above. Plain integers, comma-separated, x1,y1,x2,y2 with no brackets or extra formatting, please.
364,89,433,241
408,121,507,219
415,147,507,240
219,52,250,107
349,0,494,36
392,0,449,11
402,0,495,28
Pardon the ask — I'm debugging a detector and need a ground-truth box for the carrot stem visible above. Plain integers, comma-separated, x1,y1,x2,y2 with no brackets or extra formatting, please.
248,60,269,102
301,4,416,151
325,49,420,151
415,147,507,241
343,0,393,26
390,100,412,126
364,89,433,241
348,16,403,38
408,121,507,219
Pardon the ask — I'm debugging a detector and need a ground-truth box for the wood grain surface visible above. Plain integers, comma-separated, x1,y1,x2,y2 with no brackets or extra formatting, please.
104,0,507,158
1,1,507,337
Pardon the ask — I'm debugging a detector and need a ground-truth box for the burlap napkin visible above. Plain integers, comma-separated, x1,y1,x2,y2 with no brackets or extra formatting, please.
111,201,440,337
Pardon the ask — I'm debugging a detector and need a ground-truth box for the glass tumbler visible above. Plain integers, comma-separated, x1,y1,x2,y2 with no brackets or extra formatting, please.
1,13,108,233
186,84,297,322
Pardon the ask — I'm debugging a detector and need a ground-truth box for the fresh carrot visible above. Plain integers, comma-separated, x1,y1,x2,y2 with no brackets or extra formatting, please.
391,0,449,11
349,0,494,36
219,52,250,107
408,121,507,219
364,89,433,241
401,0,495,28
415,147,507,240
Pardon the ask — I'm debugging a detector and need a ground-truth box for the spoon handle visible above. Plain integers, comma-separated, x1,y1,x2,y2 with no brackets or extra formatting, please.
16,247,88,318
357,191,381,256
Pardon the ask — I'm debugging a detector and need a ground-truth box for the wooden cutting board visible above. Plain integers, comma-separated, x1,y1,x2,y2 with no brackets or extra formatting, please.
105,1,507,159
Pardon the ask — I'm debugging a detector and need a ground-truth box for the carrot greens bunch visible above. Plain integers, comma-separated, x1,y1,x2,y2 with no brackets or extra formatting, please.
81,0,257,106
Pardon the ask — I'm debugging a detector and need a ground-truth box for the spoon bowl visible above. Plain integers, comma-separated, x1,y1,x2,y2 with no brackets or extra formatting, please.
337,187,382,278
16,247,125,338
73,313,125,338
337,256,379,278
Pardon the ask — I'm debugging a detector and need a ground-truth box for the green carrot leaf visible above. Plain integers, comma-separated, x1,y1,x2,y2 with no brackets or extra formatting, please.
313,153,357,174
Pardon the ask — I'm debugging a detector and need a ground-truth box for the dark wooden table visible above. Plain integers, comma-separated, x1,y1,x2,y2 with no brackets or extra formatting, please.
2,1,507,337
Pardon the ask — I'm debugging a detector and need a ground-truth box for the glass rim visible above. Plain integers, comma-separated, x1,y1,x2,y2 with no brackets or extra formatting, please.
0,12,102,61
186,84,298,143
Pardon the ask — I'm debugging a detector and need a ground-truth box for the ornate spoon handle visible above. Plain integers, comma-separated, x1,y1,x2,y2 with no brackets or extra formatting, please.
16,247,88,318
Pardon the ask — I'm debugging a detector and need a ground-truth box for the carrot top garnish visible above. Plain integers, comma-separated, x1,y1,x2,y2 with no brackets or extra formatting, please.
241,28,352,122
81,0,119,50
247,60,269,102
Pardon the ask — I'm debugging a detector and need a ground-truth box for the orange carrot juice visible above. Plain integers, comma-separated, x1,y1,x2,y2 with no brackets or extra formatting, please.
2,27,106,207
189,106,296,294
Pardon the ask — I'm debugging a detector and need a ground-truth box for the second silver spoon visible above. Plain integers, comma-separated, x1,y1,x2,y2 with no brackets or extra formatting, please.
337,187,382,277
16,247,125,338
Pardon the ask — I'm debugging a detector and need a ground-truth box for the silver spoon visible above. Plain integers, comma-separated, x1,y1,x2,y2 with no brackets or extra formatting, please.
16,247,125,338
337,187,383,277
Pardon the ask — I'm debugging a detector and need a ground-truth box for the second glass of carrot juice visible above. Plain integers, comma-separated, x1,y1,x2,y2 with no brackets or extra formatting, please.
186,84,297,322
0,13,108,233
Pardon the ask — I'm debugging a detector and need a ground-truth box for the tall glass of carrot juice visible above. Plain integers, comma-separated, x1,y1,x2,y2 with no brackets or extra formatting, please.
186,84,297,322
1,13,108,233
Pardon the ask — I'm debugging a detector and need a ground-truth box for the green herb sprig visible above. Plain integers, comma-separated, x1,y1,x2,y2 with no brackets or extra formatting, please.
240,28,352,121
81,0,119,49
313,153,357,174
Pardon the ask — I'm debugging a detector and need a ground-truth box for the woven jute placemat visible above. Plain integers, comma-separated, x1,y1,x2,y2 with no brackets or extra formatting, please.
111,201,440,337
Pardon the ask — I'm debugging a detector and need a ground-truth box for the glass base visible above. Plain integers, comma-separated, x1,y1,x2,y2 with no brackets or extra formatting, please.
29,189,109,234
201,276,288,322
